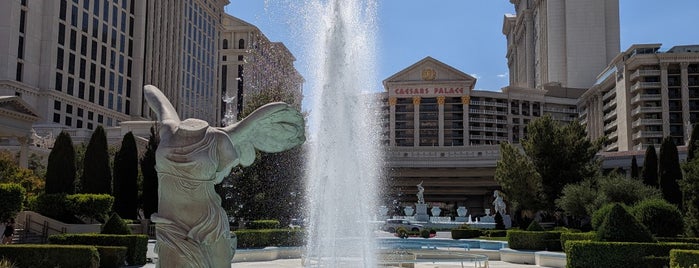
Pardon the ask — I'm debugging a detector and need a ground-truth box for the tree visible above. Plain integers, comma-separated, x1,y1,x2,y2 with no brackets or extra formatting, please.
521,115,601,211
555,179,597,229
0,150,44,197
681,156,699,236
595,173,662,207
641,145,659,188
0,183,25,222
45,131,76,194
113,132,139,220
687,123,699,162
658,137,682,208
494,142,545,212
81,125,112,194
631,155,639,180
140,126,159,220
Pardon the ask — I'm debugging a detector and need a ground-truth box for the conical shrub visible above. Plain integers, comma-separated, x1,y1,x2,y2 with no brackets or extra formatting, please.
596,203,654,242
101,213,131,234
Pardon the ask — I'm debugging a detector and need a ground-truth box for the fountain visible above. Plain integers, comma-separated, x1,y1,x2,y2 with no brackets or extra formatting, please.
302,0,381,266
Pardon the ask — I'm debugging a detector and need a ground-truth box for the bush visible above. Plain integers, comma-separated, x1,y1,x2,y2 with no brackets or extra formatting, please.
657,237,699,244
451,229,482,239
507,230,563,251
526,220,544,231
102,213,131,234
35,193,72,222
494,212,506,230
483,230,508,237
96,246,128,268
596,203,655,242
234,228,304,248
420,229,431,238
631,198,684,237
247,220,281,229
591,203,630,230
0,183,25,221
670,249,699,268
561,232,596,251
49,233,148,265
0,244,99,268
396,227,409,239
566,241,699,268
66,194,114,222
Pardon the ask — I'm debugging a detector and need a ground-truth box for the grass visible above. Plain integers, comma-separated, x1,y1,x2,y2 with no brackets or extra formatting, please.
477,236,508,241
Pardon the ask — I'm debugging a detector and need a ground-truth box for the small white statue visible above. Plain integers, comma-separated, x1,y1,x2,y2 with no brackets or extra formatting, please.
493,190,507,216
416,181,425,204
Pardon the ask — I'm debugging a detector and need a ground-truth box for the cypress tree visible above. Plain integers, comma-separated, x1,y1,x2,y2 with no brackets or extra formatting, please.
45,131,76,194
81,125,112,194
688,123,699,162
658,137,683,208
113,132,139,220
140,126,159,220
641,145,658,188
630,155,639,180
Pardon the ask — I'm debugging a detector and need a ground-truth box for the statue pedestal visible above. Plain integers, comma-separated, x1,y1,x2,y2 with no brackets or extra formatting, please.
455,217,470,222
503,215,512,228
414,203,429,222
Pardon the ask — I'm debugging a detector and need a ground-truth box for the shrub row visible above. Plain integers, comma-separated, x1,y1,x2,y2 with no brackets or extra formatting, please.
49,233,148,265
507,230,563,251
483,230,507,237
566,241,699,268
560,232,596,251
35,193,114,222
234,229,304,249
670,249,699,268
658,237,699,244
0,244,99,268
95,246,128,268
451,229,482,239
246,220,281,229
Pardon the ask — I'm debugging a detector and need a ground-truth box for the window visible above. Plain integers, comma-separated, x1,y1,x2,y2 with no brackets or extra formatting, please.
68,53,75,74
111,29,116,48
82,12,88,32
65,116,72,126
111,6,117,27
78,82,85,99
77,108,83,117
91,40,97,60
87,122,93,129
222,39,228,49
101,24,107,43
89,63,96,83
53,113,61,123
55,72,63,91
99,68,105,86
15,62,22,82
17,36,23,59
88,111,93,120
93,0,99,16
79,58,86,79
100,45,106,65
238,39,245,49
66,104,73,114
67,77,74,95
80,35,87,56
128,17,133,36
19,10,26,34
71,5,78,27
97,114,103,123
89,85,95,102
58,24,65,46
77,120,83,128
70,29,76,50
54,101,61,110
60,0,67,21
125,99,130,115
103,0,108,19
98,90,104,105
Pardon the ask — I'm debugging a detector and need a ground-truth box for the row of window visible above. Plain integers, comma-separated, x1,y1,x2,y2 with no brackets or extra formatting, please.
52,99,118,129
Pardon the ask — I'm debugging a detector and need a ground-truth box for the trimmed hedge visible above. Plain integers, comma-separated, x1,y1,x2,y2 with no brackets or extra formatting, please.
658,237,699,244
234,229,304,248
670,249,699,268
0,183,25,221
0,244,99,268
66,194,114,222
565,241,699,268
507,230,563,251
631,198,684,237
560,232,596,251
247,220,281,229
101,213,131,234
49,233,148,265
451,229,482,239
483,230,508,237
96,246,128,268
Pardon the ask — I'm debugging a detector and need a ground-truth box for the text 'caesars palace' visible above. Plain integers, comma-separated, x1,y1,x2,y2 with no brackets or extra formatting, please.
1,0,698,215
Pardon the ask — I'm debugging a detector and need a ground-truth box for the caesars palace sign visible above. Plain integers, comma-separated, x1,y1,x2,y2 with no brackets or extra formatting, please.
391,87,466,96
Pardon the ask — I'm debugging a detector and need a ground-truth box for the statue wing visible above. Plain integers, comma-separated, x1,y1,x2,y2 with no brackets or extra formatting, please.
222,102,305,166
143,85,180,134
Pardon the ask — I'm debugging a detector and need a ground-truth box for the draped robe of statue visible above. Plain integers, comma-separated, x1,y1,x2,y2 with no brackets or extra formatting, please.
143,85,305,268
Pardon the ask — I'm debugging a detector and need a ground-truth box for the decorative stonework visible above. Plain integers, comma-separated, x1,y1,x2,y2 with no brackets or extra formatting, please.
412,96,421,105
461,96,470,105
421,68,436,81
437,96,445,105
388,97,397,106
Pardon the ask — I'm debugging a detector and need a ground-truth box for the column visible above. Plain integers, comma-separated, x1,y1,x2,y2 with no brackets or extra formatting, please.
389,97,397,147
524,11,536,88
437,96,445,146
661,63,670,137
17,135,29,168
413,96,421,147
462,95,470,145
681,63,691,144
596,93,604,139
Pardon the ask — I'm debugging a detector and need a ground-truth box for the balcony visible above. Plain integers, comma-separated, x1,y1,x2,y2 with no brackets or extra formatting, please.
603,110,617,121
470,126,508,133
629,69,661,81
634,143,661,151
631,106,663,116
631,118,663,128
602,90,616,102
632,130,664,140
630,93,662,104
543,107,578,114
470,101,508,107
604,121,617,132
469,109,508,116
630,81,661,93
603,99,617,111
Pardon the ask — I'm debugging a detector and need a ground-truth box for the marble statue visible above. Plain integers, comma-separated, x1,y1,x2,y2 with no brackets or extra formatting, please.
416,181,425,204
493,190,507,216
143,85,305,268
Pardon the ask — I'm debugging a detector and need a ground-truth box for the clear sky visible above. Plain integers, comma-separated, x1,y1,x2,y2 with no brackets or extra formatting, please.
225,0,699,97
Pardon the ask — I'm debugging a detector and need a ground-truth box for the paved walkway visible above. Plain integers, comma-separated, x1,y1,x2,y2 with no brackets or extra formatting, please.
142,259,537,267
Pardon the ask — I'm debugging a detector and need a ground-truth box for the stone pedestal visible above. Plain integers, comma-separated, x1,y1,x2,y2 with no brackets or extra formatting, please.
455,217,470,222
415,203,429,222
503,215,512,228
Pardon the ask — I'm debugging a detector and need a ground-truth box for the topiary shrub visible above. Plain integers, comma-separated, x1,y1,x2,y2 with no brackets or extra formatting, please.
396,227,409,239
420,229,431,238
0,183,25,222
247,219,281,229
526,220,544,231
596,203,655,242
494,212,505,230
631,198,684,237
102,213,131,234
95,246,128,268
35,193,72,222
560,231,596,251
591,202,631,230
566,241,699,268
66,194,114,223
507,230,562,251
233,228,304,248
49,234,148,265
451,229,482,239
0,244,99,268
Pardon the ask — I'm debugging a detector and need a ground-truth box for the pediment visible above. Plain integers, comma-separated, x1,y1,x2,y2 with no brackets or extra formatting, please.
383,57,477,89
0,96,40,121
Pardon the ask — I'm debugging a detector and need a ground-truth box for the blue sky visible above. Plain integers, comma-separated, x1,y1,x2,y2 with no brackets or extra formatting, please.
225,0,699,96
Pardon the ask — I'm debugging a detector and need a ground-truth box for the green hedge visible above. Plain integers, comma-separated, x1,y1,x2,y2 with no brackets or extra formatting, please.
247,220,281,229
451,229,482,239
670,249,699,268
483,230,507,237
565,241,699,268
0,183,25,221
66,194,114,222
658,237,699,244
234,229,304,248
96,246,128,268
560,232,596,251
0,244,99,268
49,233,148,265
507,230,562,251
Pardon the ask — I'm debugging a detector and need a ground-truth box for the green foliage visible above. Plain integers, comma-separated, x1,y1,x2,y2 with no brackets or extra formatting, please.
139,126,159,220
595,173,662,207
670,249,699,268
81,125,112,194
0,183,25,222
95,246,128,268
49,233,148,265
659,137,683,208
66,194,114,223
595,203,655,242
656,237,699,244
526,220,544,231
0,151,44,198
631,155,640,179
102,213,131,234
566,241,699,268
113,132,139,220
506,230,562,251
642,145,659,188
46,131,76,194
247,219,281,229
396,227,409,238
482,230,508,237
681,156,699,237
560,232,596,251
555,179,597,228
494,142,545,211
35,193,72,222
688,124,699,162
450,229,482,239
233,228,305,248
0,244,99,268
420,229,431,238
631,198,684,237
0,257,14,268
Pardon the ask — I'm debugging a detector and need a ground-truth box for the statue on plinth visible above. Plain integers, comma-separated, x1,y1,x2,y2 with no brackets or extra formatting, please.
416,181,425,204
493,190,507,216
144,85,305,268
